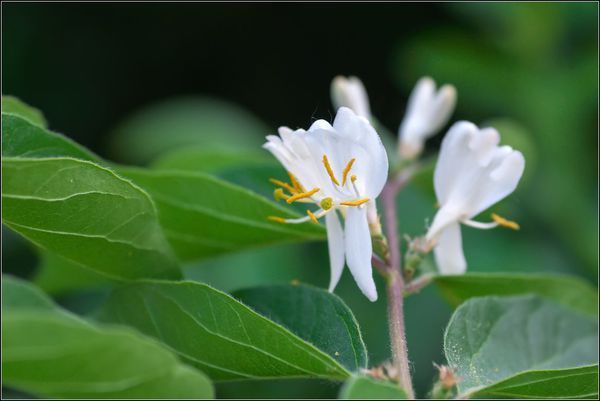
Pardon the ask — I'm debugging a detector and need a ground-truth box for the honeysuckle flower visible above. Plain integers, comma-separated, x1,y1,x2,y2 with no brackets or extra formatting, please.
398,77,456,159
425,121,525,275
264,107,389,301
331,75,372,121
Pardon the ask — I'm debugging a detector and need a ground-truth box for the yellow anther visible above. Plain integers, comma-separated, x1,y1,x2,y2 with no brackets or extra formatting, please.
320,197,333,210
273,188,289,201
350,175,357,183
269,178,297,194
286,187,320,204
288,171,304,193
491,213,520,230
306,209,319,224
340,197,370,207
268,216,287,224
341,158,356,186
322,154,340,186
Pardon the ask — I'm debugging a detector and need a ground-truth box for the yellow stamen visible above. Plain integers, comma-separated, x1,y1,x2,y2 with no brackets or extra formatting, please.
288,171,304,193
269,178,297,194
268,216,287,224
273,188,289,201
341,158,356,186
350,175,357,183
340,197,370,207
491,213,520,230
322,154,340,186
306,209,319,224
286,187,320,204
320,197,333,210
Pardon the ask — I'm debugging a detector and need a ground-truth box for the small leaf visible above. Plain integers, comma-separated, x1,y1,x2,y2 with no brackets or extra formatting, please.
108,97,269,164
33,252,109,295
2,157,180,281
2,96,47,128
2,113,101,162
434,272,598,317
339,376,407,399
98,280,351,381
234,284,368,371
117,167,325,262
445,294,598,398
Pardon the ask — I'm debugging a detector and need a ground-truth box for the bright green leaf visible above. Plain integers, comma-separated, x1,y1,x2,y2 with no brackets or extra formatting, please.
445,295,598,398
117,167,325,262
2,96,47,128
2,113,101,162
98,280,351,381
2,157,180,281
434,273,598,317
233,284,368,372
339,375,407,399
3,311,214,398
108,97,269,164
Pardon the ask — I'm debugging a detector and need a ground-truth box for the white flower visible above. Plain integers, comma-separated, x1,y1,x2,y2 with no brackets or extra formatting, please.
264,107,389,301
330,76,372,121
398,77,457,159
426,121,525,275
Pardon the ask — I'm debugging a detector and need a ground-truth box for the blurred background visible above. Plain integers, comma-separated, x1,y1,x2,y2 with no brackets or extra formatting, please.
3,3,598,398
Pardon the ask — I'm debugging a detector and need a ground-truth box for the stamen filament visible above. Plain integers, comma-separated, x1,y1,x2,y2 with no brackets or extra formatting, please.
269,178,297,194
286,187,320,203
287,171,304,193
322,154,340,186
268,216,287,224
492,213,520,230
342,158,356,186
340,197,370,207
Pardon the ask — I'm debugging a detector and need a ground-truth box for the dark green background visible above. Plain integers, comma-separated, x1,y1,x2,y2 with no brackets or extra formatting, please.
2,3,598,399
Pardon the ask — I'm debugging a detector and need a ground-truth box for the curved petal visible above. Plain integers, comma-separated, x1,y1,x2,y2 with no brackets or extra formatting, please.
331,76,371,120
344,206,378,301
434,222,466,275
326,211,345,293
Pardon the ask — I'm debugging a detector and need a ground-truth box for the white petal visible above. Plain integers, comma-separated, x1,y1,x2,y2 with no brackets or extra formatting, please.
344,206,378,301
326,211,345,293
426,204,462,243
434,222,466,275
331,76,371,120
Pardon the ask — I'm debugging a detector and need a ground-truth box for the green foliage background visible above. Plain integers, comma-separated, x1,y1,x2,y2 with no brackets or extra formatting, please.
2,3,598,399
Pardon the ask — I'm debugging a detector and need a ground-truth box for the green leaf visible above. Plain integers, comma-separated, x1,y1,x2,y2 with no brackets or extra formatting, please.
3,275,57,311
117,167,325,262
233,284,368,372
98,280,351,381
339,376,407,399
33,252,109,295
2,96,47,128
444,295,598,398
434,273,598,317
2,157,180,281
3,311,214,398
2,113,101,162
475,365,598,399
108,97,269,164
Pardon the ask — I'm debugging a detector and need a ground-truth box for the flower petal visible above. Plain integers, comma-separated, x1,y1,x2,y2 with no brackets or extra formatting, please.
331,76,371,120
434,222,466,275
326,211,345,293
344,206,378,301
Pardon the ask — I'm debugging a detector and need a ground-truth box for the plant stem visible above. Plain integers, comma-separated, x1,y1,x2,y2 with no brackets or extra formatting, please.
380,172,415,399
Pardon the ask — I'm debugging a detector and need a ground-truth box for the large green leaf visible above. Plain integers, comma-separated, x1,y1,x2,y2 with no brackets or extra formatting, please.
117,167,325,262
108,97,268,164
98,280,351,381
2,113,101,162
2,276,214,399
434,273,598,317
233,284,368,372
444,295,598,398
338,376,407,399
2,96,47,128
2,157,180,280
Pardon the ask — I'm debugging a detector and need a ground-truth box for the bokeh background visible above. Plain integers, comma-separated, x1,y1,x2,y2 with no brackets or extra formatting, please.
3,3,598,398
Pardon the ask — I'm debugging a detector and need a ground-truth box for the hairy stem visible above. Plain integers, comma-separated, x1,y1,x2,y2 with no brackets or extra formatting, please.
380,172,415,399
